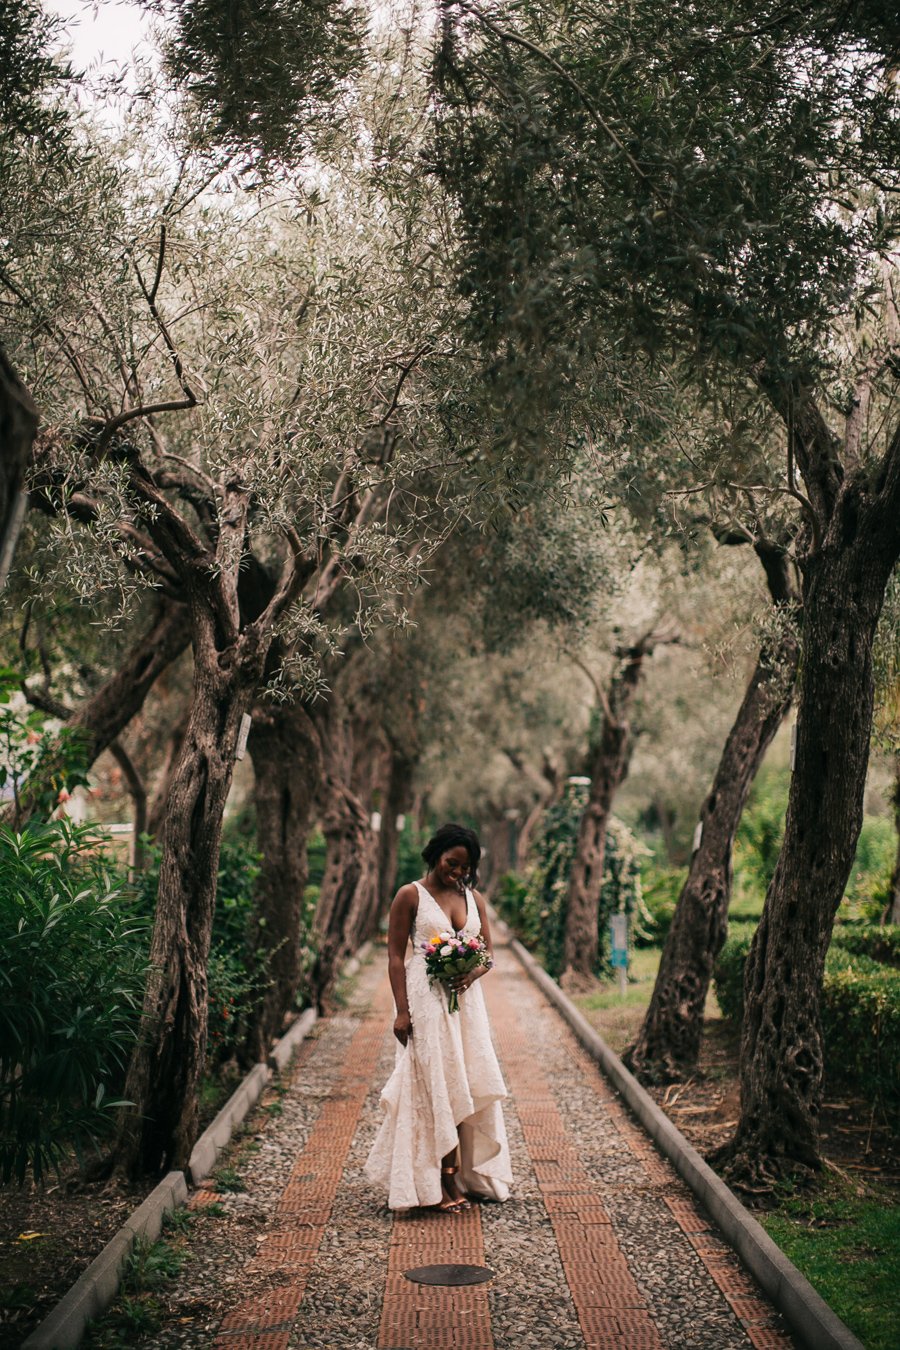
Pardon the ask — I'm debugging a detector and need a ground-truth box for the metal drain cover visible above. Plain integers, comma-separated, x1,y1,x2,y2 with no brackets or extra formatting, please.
404,1263,494,1286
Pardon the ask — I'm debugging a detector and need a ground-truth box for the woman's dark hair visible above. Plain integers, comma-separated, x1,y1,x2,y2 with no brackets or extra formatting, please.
422,823,481,885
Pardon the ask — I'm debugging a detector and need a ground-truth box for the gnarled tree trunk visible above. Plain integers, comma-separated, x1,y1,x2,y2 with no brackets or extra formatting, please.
9,598,190,826
309,694,382,1006
147,704,191,842
243,698,322,1062
631,542,798,1080
627,546,799,1081
719,455,900,1184
884,755,900,926
312,783,379,1007
561,642,652,981
0,345,38,593
116,613,259,1175
376,744,416,908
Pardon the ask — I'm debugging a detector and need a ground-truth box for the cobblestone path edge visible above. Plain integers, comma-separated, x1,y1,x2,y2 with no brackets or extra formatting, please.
507,936,865,1350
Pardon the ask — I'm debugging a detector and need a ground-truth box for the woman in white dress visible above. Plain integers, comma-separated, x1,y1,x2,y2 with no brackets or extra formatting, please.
365,824,513,1212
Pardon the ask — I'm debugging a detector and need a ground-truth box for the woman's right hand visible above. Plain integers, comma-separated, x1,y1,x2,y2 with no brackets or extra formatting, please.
393,1011,413,1046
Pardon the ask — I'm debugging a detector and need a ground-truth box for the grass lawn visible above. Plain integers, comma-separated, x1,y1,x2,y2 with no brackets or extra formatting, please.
571,945,900,1350
760,1178,900,1350
575,946,669,1054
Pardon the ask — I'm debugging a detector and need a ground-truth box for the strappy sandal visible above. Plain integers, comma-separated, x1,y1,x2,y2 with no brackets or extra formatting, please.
439,1165,471,1212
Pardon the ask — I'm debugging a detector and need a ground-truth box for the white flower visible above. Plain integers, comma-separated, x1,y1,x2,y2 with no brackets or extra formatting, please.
440,944,452,956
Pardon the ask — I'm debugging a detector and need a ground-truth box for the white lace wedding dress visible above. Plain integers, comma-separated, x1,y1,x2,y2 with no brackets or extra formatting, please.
365,880,513,1210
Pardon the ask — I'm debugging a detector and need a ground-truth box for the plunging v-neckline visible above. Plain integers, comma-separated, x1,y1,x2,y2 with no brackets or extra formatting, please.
417,879,469,933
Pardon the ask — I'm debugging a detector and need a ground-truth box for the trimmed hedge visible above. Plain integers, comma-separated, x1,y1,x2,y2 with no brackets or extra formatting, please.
713,927,755,1023
714,927,900,1112
831,923,900,968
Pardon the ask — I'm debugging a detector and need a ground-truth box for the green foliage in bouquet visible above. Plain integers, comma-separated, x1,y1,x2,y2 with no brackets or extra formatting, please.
0,821,148,1182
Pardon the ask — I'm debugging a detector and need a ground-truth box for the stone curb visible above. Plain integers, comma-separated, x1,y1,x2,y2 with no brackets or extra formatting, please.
22,939,371,1349
268,1005,318,1074
187,1060,270,1185
21,1170,187,1350
508,937,865,1350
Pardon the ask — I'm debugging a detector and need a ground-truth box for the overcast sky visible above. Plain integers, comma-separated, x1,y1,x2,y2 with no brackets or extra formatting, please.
44,0,156,74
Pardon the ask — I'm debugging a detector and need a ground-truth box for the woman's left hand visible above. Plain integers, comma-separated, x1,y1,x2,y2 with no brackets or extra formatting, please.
450,969,482,995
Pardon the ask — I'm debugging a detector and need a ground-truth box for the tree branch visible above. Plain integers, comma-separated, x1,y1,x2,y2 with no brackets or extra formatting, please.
570,652,613,724
92,243,200,456
449,0,650,186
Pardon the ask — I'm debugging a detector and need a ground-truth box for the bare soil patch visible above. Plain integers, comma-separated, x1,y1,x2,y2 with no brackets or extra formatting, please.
643,1016,900,1200
0,1172,143,1349
0,1064,243,1348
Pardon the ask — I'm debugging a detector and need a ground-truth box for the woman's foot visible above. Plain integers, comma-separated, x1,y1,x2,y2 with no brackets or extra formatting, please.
439,1165,471,1212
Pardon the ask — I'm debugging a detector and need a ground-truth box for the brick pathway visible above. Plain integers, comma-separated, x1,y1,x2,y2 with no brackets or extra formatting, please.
177,941,795,1350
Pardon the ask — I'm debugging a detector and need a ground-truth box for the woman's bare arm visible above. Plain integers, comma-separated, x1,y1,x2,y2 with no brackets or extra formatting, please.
387,883,417,1045
474,890,495,961
453,889,496,994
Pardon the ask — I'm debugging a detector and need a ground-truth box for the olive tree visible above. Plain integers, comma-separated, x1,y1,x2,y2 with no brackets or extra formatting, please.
2,59,477,1170
433,0,900,1180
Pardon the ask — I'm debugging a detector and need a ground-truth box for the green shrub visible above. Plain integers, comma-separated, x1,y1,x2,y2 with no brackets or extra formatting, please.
393,819,430,891
831,924,900,968
824,962,900,1111
135,833,268,1067
306,828,327,889
637,863,683,948
504,782,651,978
0,821,148,1182
494,871,539,947
714,928,900,1112
734,767,789,895
842,815,895,920
0,671,90,823
712,926,755,1022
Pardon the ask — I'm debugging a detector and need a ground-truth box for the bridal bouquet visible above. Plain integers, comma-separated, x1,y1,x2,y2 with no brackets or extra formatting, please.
421,931,490,1013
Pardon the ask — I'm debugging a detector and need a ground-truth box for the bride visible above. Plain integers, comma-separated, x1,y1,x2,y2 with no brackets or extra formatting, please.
365,823,513,1212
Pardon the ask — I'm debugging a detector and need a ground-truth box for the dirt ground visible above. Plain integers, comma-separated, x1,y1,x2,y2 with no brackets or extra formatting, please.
643,1017,900,1205
0,1172,142,1349
0,1067,243,1349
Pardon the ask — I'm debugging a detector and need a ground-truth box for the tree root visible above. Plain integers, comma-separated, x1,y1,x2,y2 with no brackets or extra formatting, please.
622,1041,694,1088
708,1136,820,1202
